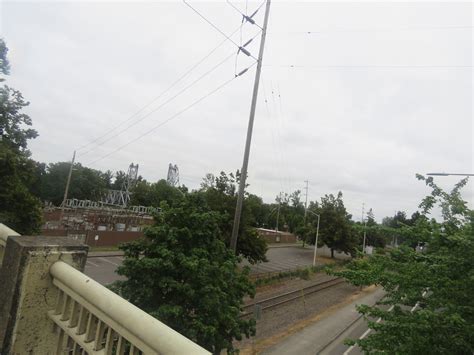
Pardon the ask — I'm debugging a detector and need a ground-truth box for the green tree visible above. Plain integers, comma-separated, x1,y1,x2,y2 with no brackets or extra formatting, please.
113,193,256,354
130,179,184,207
334,176,474,354
40,162,110,205
199,171,267,264
0,38,42,233
316,192,357,258
266,191,305,234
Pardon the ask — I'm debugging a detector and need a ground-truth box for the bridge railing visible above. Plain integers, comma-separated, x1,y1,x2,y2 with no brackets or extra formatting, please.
0,223,20,265
49,260,209,354
0,232,210,354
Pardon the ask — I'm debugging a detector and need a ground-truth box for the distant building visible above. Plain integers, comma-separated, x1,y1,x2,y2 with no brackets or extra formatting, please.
41,202,154,247
256,228,297,244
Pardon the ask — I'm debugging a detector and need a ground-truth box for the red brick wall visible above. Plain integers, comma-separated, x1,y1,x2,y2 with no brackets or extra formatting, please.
40,229,144,247
256,230,297,243
85,231,144,246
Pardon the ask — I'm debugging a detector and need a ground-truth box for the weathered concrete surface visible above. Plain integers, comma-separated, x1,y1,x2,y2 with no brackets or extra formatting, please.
0,236,88,354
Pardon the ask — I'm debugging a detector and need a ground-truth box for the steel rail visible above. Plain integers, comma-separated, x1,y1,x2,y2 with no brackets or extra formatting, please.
241,277,346,317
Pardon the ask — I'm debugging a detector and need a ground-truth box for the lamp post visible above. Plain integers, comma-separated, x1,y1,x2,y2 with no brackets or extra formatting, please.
427,172,474,176
306,210,320,267
362,218,367,254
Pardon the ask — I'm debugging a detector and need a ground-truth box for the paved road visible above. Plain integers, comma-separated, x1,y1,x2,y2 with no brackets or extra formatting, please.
85,245,320,285
261,287,385,355
84,255,126,285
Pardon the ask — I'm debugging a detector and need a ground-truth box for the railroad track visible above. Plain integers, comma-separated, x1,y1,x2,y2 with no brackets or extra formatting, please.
241,277,346,317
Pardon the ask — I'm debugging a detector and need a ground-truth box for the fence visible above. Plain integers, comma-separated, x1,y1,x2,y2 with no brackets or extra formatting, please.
0,225,210,354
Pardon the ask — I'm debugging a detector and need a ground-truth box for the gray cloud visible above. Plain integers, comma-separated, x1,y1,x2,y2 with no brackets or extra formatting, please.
2,1,472,221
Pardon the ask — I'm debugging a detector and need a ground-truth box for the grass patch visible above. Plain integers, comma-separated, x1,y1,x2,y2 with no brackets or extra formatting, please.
252,259,350,287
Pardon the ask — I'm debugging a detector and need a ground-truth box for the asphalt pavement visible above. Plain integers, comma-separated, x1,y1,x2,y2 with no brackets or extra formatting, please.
84,245,320,285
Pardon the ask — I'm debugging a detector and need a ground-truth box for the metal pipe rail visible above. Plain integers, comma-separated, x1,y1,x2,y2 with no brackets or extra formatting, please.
49,260,210,355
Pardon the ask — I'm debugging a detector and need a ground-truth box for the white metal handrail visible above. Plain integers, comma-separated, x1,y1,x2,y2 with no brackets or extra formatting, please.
49,261,210,355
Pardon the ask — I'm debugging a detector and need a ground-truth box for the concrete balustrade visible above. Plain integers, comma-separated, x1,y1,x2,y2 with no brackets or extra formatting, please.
0,223,20,264
0,235,88,353
49,261,210,354
0,233,210,354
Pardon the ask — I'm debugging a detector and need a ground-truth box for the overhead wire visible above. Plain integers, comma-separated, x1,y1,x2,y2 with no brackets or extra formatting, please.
262,79,285,198
270,80,291,194
275,83,294,194
78,50,237,158
225,0,263,30
76,24,247,153
82,0,264,166
265,64,472,69
272,25,474,35
183,0,258,60
87,60,258,166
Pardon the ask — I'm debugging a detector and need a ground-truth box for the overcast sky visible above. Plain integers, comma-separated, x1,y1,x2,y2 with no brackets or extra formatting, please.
1,1,473,221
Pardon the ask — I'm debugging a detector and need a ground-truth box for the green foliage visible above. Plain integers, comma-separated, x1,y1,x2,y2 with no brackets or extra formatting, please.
0,146,42,234
199,171,268,264
39,162,110,205
130,179,184,207
266,191,306,233
334,177,474,354
0,38,42,234
0,38,10,77
351,223,390,249
0,87,38,154
113,193,256,354
309,192,358,257
254,264,326,287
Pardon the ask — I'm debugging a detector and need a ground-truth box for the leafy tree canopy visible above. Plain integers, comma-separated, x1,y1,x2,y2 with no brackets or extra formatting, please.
39,162,111,205
199,171,267,264
333,175,474,354
113,193,256,354
0,38,42,234
307,192,358,257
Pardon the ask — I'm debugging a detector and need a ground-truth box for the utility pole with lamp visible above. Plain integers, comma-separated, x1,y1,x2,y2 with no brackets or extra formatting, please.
230,0,272,253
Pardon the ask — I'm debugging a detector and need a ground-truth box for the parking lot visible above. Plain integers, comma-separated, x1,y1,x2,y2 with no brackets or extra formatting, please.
85,245,321,285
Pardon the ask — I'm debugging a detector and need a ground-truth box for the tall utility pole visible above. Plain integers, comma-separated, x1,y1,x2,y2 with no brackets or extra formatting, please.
361,202,366,254
303,180,309,225
230,0,271,252
275,192,281,232
60,150,76,221
362,218,367,254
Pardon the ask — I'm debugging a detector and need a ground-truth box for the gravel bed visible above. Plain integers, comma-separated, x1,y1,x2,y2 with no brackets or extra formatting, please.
236,279,358,350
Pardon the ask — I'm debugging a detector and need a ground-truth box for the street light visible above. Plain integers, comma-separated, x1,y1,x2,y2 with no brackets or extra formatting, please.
427,172,474,176
306,210,320,267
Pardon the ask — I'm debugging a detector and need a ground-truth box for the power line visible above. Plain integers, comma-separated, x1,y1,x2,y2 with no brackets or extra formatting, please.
271,25,474,35
225,0,263,30
78,50,237,158
76,25,247,153
262,78,285,195
265,64,472,69
183,0,258,60
86,61,257,166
